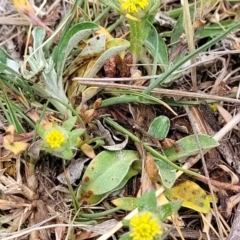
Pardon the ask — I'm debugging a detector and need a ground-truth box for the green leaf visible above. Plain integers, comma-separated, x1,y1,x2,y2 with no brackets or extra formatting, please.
119,233,131,240
169,13,185,62
163,134,219,162
62,148,73,160
77,150,141,205
148,116,170,139
79,150,140,195
36,122,45,138
69,129,85,145
154,158,176,188
78,160,140,205
145,29,168,72
21,27,47,79
112,197,138,211
56,22,99,76
0,47,13,63
200,20,234,38
0,48,19,74
157,201,182,221
62,116,77,131
138,190,157,213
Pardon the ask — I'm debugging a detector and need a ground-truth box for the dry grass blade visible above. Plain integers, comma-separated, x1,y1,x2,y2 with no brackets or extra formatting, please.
182,0,197,90
185,106,223,239
74,81,240,104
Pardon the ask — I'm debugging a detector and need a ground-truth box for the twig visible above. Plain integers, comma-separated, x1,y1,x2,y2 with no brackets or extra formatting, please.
185,106,223,240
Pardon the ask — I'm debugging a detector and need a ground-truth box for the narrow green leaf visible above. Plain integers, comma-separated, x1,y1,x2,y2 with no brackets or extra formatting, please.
145,29,168,72
112,197,138,211
157,201,182,221
69,129,85,145
138,190,157,213
62,116,77,131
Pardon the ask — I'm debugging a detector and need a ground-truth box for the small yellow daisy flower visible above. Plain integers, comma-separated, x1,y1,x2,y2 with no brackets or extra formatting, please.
45,128,65,149
129,212,162,240
119,0,149,13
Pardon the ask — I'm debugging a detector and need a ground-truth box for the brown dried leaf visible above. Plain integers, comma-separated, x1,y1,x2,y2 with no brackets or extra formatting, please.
218,164,239,185
104,56,119,77
93,98,102,109
145,153,159,183
81,109,95,123
81,143,96,158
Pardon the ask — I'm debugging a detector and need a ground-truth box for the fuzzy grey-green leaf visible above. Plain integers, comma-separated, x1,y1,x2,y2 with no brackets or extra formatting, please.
148,116,170,139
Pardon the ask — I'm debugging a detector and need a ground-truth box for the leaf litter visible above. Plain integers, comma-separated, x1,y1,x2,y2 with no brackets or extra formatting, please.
1,0,240,239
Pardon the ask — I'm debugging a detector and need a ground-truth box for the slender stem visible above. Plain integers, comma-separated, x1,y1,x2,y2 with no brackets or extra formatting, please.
94,6,111,23
80,207,121,218
107,15,125,33
104,117,202,178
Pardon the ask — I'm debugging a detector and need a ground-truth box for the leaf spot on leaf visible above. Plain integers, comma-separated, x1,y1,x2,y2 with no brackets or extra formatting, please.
88,190,93,195
84,176,90,182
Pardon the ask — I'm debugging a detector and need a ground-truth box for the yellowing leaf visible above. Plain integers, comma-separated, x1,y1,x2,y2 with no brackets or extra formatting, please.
3,135,29,155
206,192,218,203
125,13,140,22
12,0,35,18
145,153,159,182
81,87,100,106
12,0,53,33
4,161,16,178
6,125,15,143
165,180,211,213
96,26,113,40
80,143,96,158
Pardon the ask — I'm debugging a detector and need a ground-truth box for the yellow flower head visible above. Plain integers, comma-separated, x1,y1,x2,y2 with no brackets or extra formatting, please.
45,128,65,149
119,0,149,13
129,212,162,240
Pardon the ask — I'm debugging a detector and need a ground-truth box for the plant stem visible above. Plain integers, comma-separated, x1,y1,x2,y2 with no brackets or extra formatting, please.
107,15,125,33
129,20,143,62
104,117,202,178
94,6,112,24
80,207,121,219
